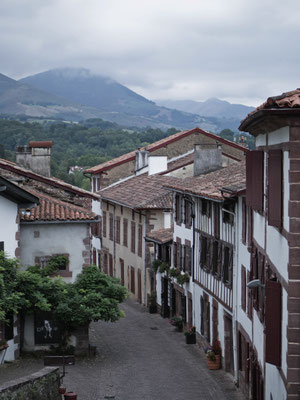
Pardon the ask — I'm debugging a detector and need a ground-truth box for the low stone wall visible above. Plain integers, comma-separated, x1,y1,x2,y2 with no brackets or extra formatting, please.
0,367,61,400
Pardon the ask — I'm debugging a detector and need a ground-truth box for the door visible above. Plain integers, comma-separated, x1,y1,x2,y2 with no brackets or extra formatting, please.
138,269,142,303
224,313,234,375
161,277,169,318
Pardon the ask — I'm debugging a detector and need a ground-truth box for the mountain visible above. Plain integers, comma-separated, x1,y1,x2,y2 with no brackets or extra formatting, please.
0,68,247,131
155,98,255,121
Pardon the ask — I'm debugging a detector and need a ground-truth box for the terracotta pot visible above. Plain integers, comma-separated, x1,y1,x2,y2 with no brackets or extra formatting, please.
185,334,196,344
64,392,77,400
207,354,221,370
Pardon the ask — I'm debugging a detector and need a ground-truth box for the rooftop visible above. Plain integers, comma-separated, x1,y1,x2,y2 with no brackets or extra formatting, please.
85,127,247,175
164,162,246,201
145,228,173,244
239,89,300,133
100,174,181,210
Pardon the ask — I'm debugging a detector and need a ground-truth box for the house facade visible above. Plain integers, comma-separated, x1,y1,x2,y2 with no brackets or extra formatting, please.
0,176,38,362
237,89,300,400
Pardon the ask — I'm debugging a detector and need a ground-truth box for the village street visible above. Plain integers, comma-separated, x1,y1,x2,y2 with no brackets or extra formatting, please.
63,300,245,400
0,299,245,400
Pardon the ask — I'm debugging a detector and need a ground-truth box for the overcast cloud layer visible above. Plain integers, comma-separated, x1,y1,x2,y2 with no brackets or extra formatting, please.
1,0,300,106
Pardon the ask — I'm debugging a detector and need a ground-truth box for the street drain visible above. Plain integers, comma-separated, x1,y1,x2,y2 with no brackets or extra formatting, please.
150,327,158,330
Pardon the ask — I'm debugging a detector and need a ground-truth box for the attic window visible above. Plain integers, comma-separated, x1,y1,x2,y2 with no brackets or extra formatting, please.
223,201,235,224
201,199,211,217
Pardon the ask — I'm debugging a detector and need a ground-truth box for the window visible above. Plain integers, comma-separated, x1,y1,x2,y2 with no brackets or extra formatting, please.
109,253,113,276
214,204,220,239
212,241,218,275
222,246,233,287
123,219,128,247
185,241,192,275
184,199,192,228
223,201,235,224
0,242,4,252
268,150,282,228
200,236,211,270
120,258,125,286
201,199,211,216
131,221,136,253
102,211,107,238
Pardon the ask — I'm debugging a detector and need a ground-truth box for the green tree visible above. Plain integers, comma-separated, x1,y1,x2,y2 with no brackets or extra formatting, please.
219,129,235,142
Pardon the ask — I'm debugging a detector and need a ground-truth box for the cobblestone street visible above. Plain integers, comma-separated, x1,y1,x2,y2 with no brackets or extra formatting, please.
0,300,245,400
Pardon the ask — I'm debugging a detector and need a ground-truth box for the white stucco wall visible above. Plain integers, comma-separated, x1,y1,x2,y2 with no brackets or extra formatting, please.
266,225,289,282
20,222,90,282
268,126,289,145
256,134,267,147
0,196,18,258
253,211,265,249
265,363,287,400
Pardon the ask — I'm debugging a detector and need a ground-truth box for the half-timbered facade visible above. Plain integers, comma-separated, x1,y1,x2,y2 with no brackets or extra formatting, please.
237,89,300,400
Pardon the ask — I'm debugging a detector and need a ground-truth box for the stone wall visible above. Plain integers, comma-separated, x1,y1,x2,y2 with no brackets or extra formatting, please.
0,367,61,400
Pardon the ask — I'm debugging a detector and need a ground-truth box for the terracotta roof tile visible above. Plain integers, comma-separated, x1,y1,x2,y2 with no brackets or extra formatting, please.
21,189,97,222
29,141,52,148
240,89,300,131
164,162,246,201
146,228,173,244
100,174,181,210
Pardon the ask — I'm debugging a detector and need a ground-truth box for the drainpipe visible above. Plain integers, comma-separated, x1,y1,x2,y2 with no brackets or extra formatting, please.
143,211,147,305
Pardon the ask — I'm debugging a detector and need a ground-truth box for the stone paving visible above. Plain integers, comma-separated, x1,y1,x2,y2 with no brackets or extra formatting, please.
0,300,246,399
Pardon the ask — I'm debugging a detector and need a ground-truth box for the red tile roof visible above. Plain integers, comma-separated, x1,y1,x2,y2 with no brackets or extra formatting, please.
145,228,173,244
29,141,52,148
239,89,300,132
100,174,180,210
164,162,246,201
85,127,247,174
21,189,97,222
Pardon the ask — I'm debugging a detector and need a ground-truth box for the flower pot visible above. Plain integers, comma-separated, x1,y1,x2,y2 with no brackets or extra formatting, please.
58,387,66,394
185,334,196,344
0,343,8,351
207,354,221,370
64,393,77,400
149,304,157,314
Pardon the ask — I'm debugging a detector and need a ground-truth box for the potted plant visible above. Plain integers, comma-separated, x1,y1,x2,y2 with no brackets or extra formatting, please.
169,316,183,332
149,292,157,314
0,339,8,351
206,340,221,370
184,326,196,344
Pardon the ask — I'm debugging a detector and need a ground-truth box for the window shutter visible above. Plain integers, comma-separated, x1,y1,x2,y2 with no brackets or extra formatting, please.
246,151,253,206
103,211,107,237
200,296,204,335
265,280,282,366
217,243,222,277
138,224,143,257
241,266,246,311
252,151,264,211
116,217,120,244
242,198,247,244
206,239,212,271
123,219,128,246
131,221,136,253
214,203,220,239
268,150,282,228
247,271,252,319
173,242,177,268
109,213,113,240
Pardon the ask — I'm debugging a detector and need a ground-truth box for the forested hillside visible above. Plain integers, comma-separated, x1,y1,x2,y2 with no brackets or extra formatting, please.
0,118,177,189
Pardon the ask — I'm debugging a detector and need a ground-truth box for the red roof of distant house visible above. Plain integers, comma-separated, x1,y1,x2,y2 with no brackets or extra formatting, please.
29,141,52,148
145,228,173,244
85,127,248,175
239,89,300,133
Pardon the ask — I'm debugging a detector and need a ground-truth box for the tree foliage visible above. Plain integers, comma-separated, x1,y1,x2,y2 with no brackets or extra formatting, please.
0,252,128,331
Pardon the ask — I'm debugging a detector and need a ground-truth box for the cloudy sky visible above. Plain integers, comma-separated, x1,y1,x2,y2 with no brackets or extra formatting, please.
1,0,299,106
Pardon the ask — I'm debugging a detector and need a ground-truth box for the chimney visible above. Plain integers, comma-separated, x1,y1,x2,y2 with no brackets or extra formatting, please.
193,143,222,176
148,155,168,175
135,149,149,175
16,141,52,177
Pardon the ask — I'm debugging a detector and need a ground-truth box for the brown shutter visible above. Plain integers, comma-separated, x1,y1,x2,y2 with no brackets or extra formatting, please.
123,219,128,246
206,238,212,271
265,280,282,366
175,194,182,224
214,203,220,239
246,151,253,206
173,242,177,268
138,224,143,257
120,258,124,286
252,151,264,211
241,266,246,311
268,150,282,228
217,242,222,278
242,197,247,244
131,221,136,253
103,211,107,237
131,266,135,294
109,213,113,240
247,271,252,319
109,253,113,276
115,217,120,244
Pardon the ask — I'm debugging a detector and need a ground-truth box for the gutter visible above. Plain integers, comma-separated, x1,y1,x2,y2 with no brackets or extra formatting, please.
20,218,99,225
